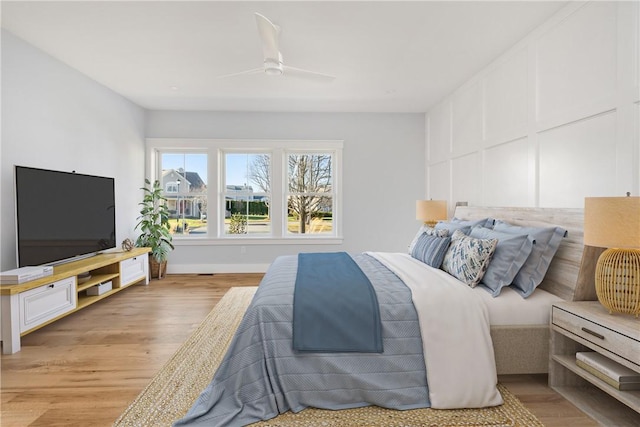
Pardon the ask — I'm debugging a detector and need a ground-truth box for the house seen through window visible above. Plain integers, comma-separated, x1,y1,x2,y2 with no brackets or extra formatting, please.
224,153,271,235
160,153,208,236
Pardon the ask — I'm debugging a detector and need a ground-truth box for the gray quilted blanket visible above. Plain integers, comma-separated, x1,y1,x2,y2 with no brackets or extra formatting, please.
173,253,430,427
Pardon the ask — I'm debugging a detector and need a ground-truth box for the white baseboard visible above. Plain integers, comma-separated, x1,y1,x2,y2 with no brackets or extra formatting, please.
166,263,270,274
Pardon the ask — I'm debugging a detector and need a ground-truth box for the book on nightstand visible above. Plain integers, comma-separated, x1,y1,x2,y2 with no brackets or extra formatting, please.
576,351,640,391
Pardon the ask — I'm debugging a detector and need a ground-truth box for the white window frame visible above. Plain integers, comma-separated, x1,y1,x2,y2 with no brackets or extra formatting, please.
166,182,179,193
284,149,336,237
221,150,272,237
145,139,343,246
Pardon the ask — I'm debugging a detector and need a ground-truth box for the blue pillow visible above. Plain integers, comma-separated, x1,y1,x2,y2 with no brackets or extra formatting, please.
408,225,449,254
469,226,535,297
493,221,567,298
434,221,472,235
451,217,495,228
411,233,451,268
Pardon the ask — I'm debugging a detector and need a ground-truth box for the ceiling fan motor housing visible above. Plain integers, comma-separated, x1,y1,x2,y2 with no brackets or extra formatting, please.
264,53,284,75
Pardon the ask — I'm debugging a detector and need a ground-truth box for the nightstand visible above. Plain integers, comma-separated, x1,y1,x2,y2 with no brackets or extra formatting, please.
550,301,640,426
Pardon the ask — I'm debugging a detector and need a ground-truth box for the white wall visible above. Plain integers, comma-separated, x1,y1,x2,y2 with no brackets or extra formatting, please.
1,31,146,270
145,111,425,273
425,1,639,212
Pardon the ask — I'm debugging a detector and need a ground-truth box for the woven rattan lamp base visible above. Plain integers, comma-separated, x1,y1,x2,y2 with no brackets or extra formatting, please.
595,248,640,317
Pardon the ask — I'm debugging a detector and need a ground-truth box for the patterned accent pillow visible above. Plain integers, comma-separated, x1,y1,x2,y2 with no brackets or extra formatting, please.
442,230,498,287
410,233,452,268
408,225,449,254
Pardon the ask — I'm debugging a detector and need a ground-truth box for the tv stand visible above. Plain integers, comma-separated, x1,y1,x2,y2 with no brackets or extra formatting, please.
0,247,150,354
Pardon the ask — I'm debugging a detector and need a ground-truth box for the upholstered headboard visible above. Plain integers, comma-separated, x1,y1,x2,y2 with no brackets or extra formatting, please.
452,206,604,301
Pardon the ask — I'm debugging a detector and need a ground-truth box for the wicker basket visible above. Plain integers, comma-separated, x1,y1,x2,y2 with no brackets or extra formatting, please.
149,258,167,280
595,248,640,316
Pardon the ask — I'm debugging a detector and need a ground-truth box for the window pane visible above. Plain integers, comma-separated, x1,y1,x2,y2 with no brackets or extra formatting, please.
287,196,333,234
287,153,333,235
160,153,208,236
288,154,332,191
224,153,271,236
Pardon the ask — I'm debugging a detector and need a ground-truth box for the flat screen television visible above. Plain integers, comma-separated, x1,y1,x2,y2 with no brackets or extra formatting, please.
15,166,116,267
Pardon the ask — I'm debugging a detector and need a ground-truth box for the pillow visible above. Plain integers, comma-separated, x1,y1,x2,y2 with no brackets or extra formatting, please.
434,221,472,235
450,217,495,228
441,230,498,287
469,226,535,297
493,221,567,298
408,225,449,254
410,233,451,268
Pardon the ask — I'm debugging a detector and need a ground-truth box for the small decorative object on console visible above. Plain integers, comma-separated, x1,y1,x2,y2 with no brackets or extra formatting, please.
121,238,134,252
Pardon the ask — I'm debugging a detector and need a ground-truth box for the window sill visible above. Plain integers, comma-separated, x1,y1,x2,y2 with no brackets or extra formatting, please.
171,237,344,246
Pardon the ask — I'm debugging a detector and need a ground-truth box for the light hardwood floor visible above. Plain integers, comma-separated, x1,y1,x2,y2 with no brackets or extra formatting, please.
1,274,598,427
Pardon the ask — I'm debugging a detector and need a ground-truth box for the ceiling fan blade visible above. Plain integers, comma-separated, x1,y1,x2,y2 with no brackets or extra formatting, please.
283,65,336,81
217,68,263,79
255,12,280,61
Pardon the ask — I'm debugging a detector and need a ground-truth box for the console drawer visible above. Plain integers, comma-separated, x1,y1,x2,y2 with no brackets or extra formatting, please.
552,306,640,365
120,253,148,287
19,277,76,333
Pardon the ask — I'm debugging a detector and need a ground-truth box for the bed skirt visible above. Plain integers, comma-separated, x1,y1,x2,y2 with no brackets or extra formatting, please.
492,325,549,375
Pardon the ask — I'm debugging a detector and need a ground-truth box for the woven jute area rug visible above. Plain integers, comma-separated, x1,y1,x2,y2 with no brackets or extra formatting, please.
115,286,544,427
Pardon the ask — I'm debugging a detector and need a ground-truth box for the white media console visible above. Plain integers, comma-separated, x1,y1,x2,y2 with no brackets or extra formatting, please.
0,247,150,354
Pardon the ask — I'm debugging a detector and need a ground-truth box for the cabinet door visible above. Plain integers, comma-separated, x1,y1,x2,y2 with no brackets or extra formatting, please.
19,277,76,333
120,253,148,287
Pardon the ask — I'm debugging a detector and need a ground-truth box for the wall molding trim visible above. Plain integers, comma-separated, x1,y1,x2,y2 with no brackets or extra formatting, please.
167,263,270,275
426,0,639,208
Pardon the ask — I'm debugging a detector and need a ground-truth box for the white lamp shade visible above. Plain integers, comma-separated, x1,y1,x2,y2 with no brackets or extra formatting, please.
584,197,640,249
416,200,447,222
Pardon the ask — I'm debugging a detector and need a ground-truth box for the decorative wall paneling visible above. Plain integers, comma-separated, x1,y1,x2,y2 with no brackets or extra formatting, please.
426,1,639,212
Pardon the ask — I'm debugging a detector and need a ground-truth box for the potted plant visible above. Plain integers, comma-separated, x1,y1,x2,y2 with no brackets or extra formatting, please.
135,179,174,279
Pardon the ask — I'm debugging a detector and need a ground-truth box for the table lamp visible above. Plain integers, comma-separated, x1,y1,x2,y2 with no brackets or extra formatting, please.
584,195,640,316
416,200,447,227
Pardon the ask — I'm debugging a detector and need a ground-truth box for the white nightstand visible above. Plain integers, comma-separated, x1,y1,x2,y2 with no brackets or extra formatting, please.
550,301,640,426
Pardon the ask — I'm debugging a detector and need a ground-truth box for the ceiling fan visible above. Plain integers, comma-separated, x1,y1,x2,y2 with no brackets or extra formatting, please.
219,13,335,81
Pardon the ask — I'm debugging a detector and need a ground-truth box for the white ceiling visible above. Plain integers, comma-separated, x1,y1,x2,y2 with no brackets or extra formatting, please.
1,1,567,113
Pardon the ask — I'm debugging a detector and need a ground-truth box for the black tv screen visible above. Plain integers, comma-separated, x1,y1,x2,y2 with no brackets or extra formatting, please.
15,166,116,267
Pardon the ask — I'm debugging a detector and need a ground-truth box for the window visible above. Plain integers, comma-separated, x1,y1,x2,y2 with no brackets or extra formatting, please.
166,182,179,193
148,139,342,242
223,153,271,236
159,152,208,236
286,153,333,235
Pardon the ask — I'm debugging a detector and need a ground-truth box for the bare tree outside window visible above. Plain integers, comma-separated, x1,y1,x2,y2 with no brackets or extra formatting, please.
250,153,333,234
287,154,332,234
248,154,271,215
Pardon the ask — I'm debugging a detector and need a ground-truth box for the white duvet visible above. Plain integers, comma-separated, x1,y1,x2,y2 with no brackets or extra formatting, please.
368,252,503,409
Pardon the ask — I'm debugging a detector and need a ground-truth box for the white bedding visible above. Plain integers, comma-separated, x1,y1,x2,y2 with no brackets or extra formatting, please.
475,286,563,326
368,252,503,409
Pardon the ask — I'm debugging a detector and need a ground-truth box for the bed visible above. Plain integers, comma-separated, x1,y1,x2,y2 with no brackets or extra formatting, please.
174,206,600,427
453,206,601,375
